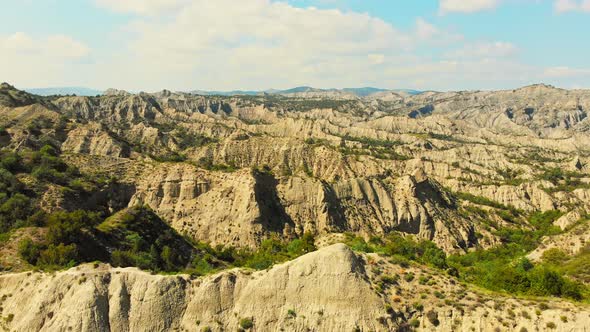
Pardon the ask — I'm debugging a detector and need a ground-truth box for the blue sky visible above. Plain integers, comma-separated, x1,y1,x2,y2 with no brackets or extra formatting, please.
1,0,589,91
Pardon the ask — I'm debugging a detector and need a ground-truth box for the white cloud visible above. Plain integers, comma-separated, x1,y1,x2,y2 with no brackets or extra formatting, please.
45,35,90,58
554,0,590,12
439,0,501,13
82,0,546,92
95,0,191,15
2,0,580,91
446,41,517,59
1,32,90,58
543,66,590,78
0,32,91,88
414,18,463,46
368,54,385,65
98,0,417,90
415,18,439,40
3,32,36,52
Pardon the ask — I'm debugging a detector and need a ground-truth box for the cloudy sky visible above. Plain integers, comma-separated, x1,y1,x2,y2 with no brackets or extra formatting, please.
1,0,589,91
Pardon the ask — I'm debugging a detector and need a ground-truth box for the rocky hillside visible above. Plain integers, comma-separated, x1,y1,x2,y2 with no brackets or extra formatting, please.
2,82,590,250
1,244,587,332
1,82,590,331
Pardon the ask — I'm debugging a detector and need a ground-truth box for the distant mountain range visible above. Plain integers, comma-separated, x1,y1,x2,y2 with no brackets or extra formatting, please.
24,86,422,98
189,86,422,97
25,87,103,96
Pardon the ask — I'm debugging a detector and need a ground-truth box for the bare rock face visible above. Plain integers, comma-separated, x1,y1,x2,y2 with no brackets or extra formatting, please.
555,210,583,230
4,84,590,253
126,162,480,251
1,244,588,332
62,123,129,157
0,244,392,332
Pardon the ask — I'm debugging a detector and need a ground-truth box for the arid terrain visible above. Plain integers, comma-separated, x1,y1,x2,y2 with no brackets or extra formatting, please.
1,82,589,331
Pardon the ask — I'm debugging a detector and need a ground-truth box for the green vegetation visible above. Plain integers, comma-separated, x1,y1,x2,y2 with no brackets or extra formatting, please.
266,96,351,112
512,149,562,165
426,310,440,326
340,135,403,148
0,141,318,274
542,246,590,285
15,206,317,274
303,137,330,146
238,233,316,270
343,210,588,302
97,207,195,271
411,132,467,143
497,168,525,186
538,168,590,193
454,191,521,217
448,211,584,301
0,146,89,234
195,157,239,172
17,210,99,269
323,134,411,161
239,317,254,329
172,126,218,150
149,152,188,163
339,146,410,161
343,233,448,270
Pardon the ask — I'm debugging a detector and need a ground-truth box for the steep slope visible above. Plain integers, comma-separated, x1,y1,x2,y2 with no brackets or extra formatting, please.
4,83,590,254
0,244,587,332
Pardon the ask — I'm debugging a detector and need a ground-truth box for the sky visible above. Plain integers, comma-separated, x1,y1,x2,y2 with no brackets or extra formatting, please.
1,0,589,92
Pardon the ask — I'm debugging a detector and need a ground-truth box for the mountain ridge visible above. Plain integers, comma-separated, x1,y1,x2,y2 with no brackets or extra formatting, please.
1,81,590,331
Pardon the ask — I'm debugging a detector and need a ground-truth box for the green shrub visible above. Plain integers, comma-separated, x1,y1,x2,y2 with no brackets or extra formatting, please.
541,248,568,265
46,210,101,245
111,250,136,267
18,238,41,265
455,192,519,214
243,234,316,270
409,318,420,328
381,275,399,285
0,193,31,233
433,291,445,299
426,310,439,326
37,243,77,268
239,317,254,329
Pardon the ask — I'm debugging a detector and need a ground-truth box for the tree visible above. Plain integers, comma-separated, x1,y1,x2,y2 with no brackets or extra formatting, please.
422,246,448,269
37,243,77,267
149,245,161,268
40,144,58,157
0,193,31,232
46,210,100,245
161,246,176,271
18,238,41,265
529,267,563,297
541,248,568,266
